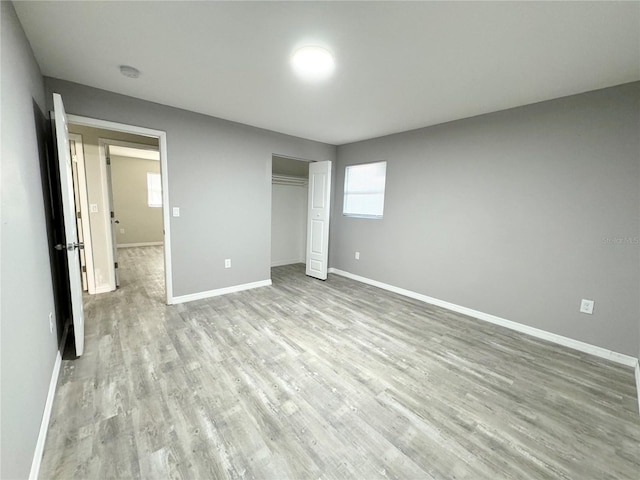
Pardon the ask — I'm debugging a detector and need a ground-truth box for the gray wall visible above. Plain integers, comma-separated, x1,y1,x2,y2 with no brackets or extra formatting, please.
111,155,163,246
1,2,60,478
331,83,640,357
45,78,336,297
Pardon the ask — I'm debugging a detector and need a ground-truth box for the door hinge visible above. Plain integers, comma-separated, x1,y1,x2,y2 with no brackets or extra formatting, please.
76,211,81,219
114,262,118,269
106,155,111,165
110,211,115,219
82,265,86,273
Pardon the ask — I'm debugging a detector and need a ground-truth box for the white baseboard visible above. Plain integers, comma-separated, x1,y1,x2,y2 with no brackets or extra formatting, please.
29,323,68,480
271,258,305,267
117,242,163,248
635,360,640,415
171,279,272,305
328,268,637,368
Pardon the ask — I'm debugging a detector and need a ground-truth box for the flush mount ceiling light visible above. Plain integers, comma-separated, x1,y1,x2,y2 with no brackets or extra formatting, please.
119,65,140,79
291,46,335,82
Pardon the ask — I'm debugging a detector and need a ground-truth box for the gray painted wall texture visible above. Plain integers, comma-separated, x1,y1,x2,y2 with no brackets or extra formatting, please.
1,2,60,478
331,83,640,357
45,78,337,297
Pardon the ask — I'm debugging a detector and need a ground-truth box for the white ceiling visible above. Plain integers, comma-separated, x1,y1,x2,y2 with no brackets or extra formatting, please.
15,1,640,145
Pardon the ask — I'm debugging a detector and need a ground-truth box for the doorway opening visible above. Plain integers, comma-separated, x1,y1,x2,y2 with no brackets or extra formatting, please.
103,139,163,291
271,155,310,268
270,155,332,280
66,116,173,304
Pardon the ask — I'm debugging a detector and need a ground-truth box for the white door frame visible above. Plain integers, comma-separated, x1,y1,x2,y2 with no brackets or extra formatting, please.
66,114,174,305
68,133,96,294
100,142,119,288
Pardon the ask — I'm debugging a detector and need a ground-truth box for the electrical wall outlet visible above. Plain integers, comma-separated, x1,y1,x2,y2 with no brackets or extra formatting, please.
49,312,54,333
225,259,231,269
120,228,125,234
90,204,98,213
580,299,594,315
355,251,360,260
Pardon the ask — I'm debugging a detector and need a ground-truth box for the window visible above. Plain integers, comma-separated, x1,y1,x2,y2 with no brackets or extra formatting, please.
147,172,162,207
343,161,387,218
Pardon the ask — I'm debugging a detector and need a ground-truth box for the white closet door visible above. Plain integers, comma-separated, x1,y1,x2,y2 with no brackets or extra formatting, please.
306,161,332,280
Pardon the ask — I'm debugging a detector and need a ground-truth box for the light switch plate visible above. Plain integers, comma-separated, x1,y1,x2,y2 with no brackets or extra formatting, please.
580,299,594,314
90,204,98,213
172,207,180,217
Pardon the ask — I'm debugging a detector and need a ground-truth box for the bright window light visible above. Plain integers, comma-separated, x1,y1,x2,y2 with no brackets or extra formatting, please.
147,172,162,207
291,46,335,81
343,161,387,218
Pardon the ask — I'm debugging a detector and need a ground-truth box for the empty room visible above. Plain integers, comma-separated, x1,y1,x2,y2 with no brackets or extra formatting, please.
2,1,639,479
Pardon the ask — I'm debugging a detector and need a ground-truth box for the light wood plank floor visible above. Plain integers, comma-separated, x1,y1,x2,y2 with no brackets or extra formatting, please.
40,246,640,479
